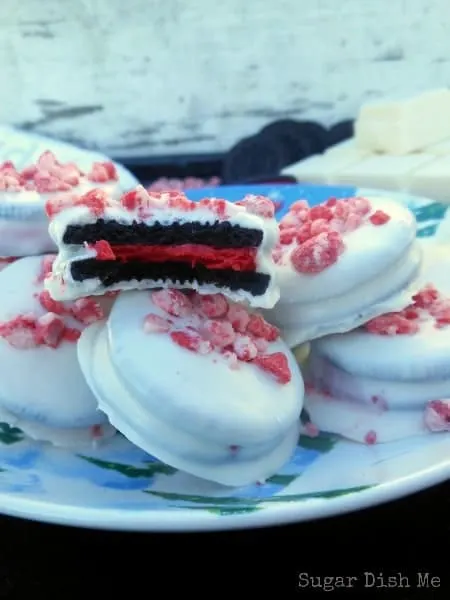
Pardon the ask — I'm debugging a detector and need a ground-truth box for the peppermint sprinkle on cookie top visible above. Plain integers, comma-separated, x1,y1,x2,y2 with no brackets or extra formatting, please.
0,151,117,194
143,288,291,384
274,196,391,274
45,185,277,223
364,284,450,335
0,256,104,350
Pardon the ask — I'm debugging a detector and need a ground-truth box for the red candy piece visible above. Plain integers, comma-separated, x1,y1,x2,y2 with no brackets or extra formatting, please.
87,161,118,183
253,352,291,384
369,210,390,225
364,430,377,445
246,313,279,342
303,421,319,438
151,289,193,318
0,315,39,349
170,330,212,354
203,320,236,348
166,191,195,211
195,294,228,318
32,172,72,193
348,196,371,215
236,194,275,219
0,161,22,190
279,228,297,245
290,231,345,274
412,285,439,308
403,307,420,320
296,220,332,244
279,212,302,230
309,205,333,221
197,197,228,218
290,200,310,213
226,303,250,332
37,290,66,315
141,289,291,384
143,313,173,334
76,189,108,217
424,399,450,432
63,327,82,342
253,336,269,353
37,255,55,282
120,187,151,212
333,199,350,220
35,313,66,348
364,313,419,335
71,298,104,325
89,240,116,261
232,334,258,361
45,193,78,219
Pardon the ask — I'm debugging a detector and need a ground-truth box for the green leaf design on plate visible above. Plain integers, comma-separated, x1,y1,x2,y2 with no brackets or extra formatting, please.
413,202,447,222
146,485,372,507
417,224,438,238
297,432,339,452
266,473,298,485
205,506,262,516
78,455,177,477
0,423,24,445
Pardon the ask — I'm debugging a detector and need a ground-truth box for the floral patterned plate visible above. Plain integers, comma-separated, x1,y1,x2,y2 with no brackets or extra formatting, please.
0,128,449,531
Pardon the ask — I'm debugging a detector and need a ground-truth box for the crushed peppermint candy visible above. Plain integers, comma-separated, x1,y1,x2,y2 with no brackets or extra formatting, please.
147,176,221,192
0,257,18,272
87,240,116,261
36,255,56,283
143,288,291,384
46,184,278,225
46,188,110,219
364,284,450,335
424,399,450,432
275,196,391,274
0,256,105,350
235,194,276,219
364,430,378,445
302,421,320,438
0,151,117,194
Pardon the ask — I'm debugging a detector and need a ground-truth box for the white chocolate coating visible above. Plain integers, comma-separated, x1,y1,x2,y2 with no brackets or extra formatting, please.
304,242,450,443
77,290,304,486
266,197,421,346
0,256,114,446
0,405,115,448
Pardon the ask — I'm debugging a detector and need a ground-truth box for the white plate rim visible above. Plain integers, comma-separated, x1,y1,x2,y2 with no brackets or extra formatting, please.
0,452,448,532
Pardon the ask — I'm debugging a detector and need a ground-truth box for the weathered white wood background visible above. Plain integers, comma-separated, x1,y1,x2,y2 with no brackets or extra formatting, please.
1,0,450,159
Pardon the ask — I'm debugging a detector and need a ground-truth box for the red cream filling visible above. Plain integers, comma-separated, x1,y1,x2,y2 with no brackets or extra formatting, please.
92,243,258,272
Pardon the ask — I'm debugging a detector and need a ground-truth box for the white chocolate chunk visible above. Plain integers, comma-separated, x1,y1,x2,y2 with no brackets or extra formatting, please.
282,152,366,184
325,139,370,159
330,153,436,191
407,155,450,203
355,89,450,154
424,137,450,156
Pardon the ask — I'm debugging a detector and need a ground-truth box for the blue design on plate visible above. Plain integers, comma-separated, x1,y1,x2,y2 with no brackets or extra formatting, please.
0,183,449,529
